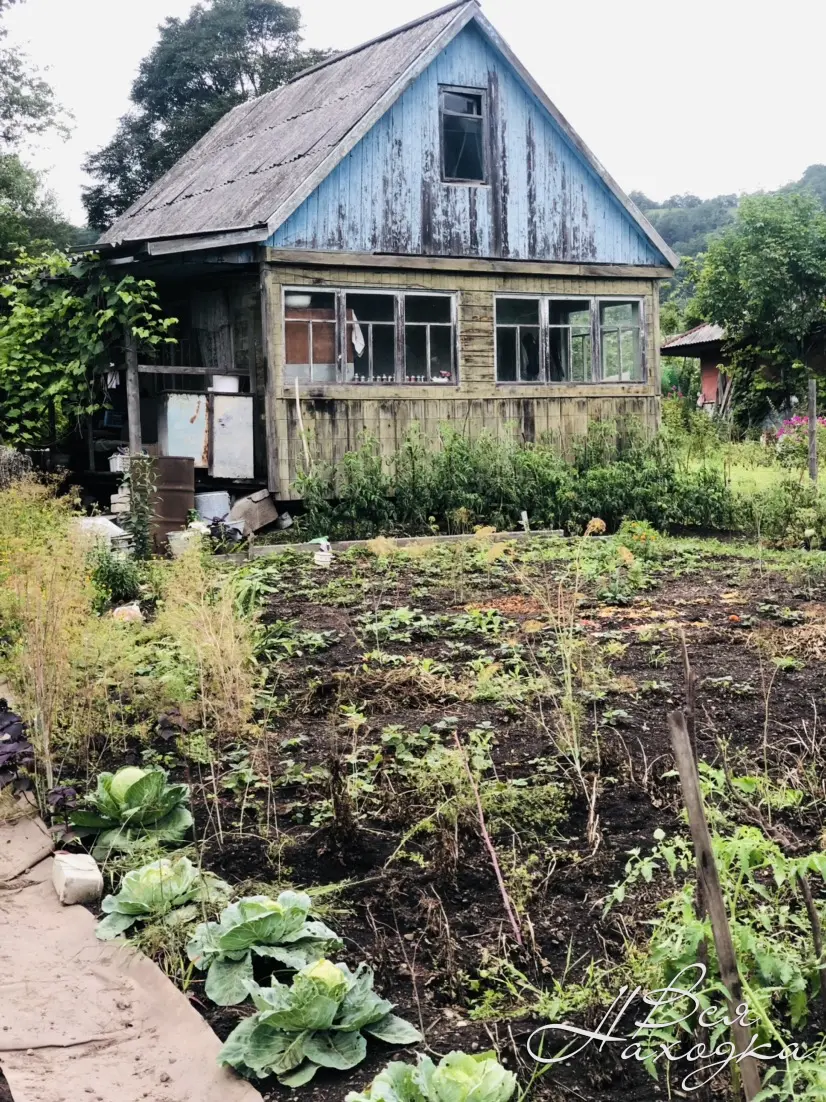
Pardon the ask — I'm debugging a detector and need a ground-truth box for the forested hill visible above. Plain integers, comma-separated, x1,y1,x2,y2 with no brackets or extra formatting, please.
630,164,826,257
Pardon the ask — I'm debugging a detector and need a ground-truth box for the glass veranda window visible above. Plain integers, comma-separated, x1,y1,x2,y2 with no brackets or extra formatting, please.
404,295,454,383
548,300,592,383
284,292,337,384
495,298,540,382
441,89,486,183
345,293,396,384
600,301,642,381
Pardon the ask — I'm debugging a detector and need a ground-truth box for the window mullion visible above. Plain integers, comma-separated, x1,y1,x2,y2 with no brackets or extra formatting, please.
540,297,548,384
395,293,404,384
591,299,600,383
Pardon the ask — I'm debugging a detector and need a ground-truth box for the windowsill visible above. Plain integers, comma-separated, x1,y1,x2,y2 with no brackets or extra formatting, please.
494,379,648,387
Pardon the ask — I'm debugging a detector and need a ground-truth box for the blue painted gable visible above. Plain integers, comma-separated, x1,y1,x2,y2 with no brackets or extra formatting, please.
268,21,666,265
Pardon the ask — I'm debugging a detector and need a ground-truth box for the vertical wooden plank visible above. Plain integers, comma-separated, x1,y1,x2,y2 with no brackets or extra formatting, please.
124,326,142,454
260,262,283,494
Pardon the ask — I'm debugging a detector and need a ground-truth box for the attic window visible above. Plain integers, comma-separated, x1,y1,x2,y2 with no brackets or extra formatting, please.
440,87,486,183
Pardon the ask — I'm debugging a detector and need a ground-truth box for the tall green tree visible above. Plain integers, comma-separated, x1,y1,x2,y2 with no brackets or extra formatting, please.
694,192,826,426
0,0,66,147
0,154,75,260
0,0,75,261
82,0,328,231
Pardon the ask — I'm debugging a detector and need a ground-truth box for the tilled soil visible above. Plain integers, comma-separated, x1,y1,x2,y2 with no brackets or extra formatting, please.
79,540,826,1100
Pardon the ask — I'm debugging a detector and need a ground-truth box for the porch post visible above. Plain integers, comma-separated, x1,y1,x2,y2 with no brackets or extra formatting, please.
124,326,142,454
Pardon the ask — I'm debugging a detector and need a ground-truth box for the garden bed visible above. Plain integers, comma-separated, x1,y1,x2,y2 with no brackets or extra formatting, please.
48,531,826,1101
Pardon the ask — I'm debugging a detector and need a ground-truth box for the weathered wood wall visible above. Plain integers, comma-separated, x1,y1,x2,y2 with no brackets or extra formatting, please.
261,261,662,499
268,22,666,267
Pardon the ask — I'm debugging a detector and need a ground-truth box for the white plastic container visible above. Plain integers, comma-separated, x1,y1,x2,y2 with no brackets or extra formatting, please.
210,375,240,393
195,490,231,522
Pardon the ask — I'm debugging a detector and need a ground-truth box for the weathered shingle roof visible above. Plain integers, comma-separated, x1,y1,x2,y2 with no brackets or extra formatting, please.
661,323,725,353
99,1,473,246
98,0,677,268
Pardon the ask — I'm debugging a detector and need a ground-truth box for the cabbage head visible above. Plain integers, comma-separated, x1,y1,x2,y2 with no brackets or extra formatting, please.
187,892,342,1006
346,1051,518,1102
218,959,421,1085
96,856,230,940
70,767,193,859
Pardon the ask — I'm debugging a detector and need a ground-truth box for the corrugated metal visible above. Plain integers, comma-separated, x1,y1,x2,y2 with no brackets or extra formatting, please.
661,323,725,351
269,22,663,264
99,3,468,245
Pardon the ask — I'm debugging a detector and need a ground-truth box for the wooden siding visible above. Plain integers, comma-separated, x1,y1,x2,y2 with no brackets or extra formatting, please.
263,261,662,499
268,23,664,266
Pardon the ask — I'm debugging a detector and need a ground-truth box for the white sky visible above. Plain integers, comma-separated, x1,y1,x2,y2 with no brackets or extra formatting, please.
6,0,826,225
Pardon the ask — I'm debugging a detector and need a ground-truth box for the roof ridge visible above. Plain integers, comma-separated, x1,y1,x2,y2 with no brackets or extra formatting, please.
284,0,477,86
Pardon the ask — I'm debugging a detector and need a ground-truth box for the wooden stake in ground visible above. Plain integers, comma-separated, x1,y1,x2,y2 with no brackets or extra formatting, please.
808,376,818,484
668,709,762,1101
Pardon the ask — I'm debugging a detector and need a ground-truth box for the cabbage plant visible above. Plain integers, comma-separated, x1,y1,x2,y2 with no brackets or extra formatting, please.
187,893,342,1005
218,958,421,1085
70,766,192,859
345,1051,518,1101
96,856,230,940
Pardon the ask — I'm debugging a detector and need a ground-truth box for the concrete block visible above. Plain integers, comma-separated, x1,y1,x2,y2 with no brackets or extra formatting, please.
52,851,103,905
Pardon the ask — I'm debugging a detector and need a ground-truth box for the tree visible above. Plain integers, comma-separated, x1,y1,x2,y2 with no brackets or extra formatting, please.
0,252,176,446
694,192,826,428
0,0,66,148
83,0,329,231
0,154,75,262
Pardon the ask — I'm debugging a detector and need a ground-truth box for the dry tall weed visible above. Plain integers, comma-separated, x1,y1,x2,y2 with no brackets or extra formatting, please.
154,541,256,740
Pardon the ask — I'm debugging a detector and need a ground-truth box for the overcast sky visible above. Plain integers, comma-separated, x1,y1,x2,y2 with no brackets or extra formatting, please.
6,0,825,226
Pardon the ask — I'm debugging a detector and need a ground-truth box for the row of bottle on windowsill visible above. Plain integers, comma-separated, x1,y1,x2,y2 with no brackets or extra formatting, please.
351,375,454,384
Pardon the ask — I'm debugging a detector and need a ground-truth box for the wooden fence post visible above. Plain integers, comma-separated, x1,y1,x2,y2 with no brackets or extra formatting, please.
668,709,762,1100
808,376,818,484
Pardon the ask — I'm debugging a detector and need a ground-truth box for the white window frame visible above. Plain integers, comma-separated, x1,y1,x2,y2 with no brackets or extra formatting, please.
494,293,646,385
281,286,459,387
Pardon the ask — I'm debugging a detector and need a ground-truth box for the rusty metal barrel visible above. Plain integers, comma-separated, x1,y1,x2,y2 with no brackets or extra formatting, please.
152,456,195,552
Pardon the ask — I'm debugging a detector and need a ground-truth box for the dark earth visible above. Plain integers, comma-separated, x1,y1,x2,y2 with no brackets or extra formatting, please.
71,537,826,1101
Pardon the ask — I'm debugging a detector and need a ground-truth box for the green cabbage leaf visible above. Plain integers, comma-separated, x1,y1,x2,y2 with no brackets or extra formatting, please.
345,1051,518,1102
70,767,193,859
218,959,421,1084
96,856,230,940
187,893,342,1005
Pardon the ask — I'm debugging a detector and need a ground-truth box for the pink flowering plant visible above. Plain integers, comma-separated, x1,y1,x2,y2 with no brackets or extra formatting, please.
775,416,826,468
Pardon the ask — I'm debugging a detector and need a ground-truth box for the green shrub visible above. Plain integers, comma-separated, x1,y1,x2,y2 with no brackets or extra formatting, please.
89,544,142,611
294,421,738,541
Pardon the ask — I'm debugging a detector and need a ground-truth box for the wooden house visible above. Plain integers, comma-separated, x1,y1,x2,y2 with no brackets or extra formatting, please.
661,323,728,411
95,0,678,499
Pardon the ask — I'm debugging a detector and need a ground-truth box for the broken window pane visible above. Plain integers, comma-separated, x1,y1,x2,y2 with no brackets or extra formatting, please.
284,291,336,384
441,89,485,182
600,301,642,381
496,298,540,382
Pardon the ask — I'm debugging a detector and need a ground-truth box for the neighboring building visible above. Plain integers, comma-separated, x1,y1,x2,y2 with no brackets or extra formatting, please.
661,323,728,411
95,0,678,499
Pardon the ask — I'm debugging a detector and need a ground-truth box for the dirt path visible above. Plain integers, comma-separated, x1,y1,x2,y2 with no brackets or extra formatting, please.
0,811,261,1102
